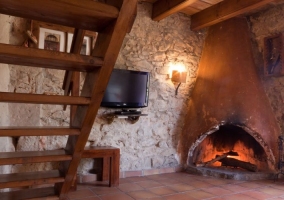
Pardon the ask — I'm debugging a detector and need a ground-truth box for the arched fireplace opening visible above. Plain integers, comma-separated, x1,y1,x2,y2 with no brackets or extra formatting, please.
190,124,271,172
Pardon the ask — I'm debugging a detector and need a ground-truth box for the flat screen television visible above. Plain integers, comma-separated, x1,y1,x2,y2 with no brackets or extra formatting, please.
101,69,150,108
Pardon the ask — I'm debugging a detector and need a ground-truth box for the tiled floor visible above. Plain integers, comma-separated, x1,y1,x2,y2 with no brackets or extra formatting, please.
67,172,284,200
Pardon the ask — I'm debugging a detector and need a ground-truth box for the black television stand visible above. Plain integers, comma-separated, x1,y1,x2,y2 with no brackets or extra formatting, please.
114,109,141,115
105,109,147,124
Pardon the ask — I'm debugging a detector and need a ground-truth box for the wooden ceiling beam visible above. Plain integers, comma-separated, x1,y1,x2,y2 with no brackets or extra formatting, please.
152,0,199,21
191,0,275,30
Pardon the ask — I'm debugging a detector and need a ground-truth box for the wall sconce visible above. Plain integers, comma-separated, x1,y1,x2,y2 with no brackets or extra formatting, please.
171,70,187,96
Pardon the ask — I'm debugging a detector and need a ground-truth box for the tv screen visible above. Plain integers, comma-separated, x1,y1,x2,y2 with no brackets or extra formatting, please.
101,69,150,108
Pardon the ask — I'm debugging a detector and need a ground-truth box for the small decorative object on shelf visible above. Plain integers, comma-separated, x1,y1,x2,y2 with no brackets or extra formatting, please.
103,110,147,124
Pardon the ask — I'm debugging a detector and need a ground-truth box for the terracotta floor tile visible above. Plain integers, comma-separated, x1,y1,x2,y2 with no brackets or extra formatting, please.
118,182,144,192
147,174,169,181
270,183,284,190
204,178,228,186
119,178,131,184
185,180,214,188
237,181,264,189
67,188,97,200
220,193,256,200
77,197,100,200
136,180,163,189
148,186,177,196
220,184,248,192
99,192,134,200
164,193,196,200
257,187,284,196
167,183,196,192
201,186,232,196
127,190,158,199
241,190,274,200
89,186,121,195
162,173,190,180
156,178,181,185
125,176,150,183
183,189,216,199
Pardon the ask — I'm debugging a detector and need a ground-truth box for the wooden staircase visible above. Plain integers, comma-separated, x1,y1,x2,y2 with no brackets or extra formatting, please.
0,0,137,199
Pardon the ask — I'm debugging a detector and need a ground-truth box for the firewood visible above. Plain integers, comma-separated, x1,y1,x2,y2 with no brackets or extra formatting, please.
219,157,257,172
196,151,239,167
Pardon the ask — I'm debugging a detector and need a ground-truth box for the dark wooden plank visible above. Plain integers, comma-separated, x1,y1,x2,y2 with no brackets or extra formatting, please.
0,127,80,137
83,146,120,158
59,0,138,197
0,187,57,200
0,170,64,189
152,0,199,21
0,44,103,72
62,29,86,109
0,0,119,32
191,0,275,30
0,92,90,105
0,150,72,165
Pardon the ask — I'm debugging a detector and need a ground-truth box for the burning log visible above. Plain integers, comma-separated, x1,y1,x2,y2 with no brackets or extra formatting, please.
196,151,239,167
219,157,257,172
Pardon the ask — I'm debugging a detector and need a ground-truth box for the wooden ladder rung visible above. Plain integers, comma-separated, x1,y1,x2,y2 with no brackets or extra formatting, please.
0,0,119,32
0,170,64,189
0,187,57,200
0,127,80,137
0,92,90,105
0,150,72,165
0,44,103,72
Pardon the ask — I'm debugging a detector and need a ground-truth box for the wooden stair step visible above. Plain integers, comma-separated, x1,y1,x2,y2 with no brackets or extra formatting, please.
0,127,80,137
0,92,90,105
0,0,119,32
0,150,72,165
0,187,57,200
0,170,64,189
0,44,103,72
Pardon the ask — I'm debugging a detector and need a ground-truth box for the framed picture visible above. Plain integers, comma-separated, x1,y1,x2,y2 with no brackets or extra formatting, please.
67,33,92,55
32,20,97,54
38,27,66,52
263,33,284,76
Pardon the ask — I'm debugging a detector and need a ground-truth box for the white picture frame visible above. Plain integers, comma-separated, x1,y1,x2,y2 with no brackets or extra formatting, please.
67,33,91,55
38,27,66,52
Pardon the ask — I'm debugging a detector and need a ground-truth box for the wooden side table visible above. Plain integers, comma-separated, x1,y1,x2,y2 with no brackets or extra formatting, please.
82,146,120,187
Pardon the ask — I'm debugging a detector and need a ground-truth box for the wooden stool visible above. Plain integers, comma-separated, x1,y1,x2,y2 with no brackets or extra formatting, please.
82,146,120,187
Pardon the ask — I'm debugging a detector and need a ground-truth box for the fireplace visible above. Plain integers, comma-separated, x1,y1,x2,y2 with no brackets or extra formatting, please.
178,17,280,179
190,124,271,172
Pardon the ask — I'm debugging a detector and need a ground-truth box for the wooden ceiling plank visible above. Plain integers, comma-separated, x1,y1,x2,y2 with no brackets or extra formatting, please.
191,0,275,30
152,0,200,21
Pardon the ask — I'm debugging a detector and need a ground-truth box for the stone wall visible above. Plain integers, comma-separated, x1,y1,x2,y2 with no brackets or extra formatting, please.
249,4,284,135
3,2,206,173
86,3,206,172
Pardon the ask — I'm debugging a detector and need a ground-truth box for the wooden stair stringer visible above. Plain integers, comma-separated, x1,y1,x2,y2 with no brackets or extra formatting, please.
58,0,138,198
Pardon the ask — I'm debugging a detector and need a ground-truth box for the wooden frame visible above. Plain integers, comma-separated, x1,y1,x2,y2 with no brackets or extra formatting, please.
67,33,92,55
38,27,66,52
32,20,97,53
263,33,284,76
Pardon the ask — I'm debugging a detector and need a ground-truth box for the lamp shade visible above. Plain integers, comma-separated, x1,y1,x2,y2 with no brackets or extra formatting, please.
171,70,187,83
